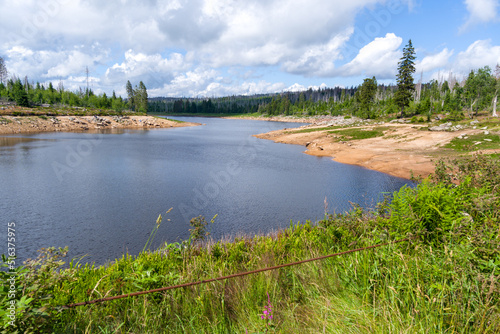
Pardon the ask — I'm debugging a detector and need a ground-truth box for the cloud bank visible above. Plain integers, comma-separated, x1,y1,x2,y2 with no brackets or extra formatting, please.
0,0,499,97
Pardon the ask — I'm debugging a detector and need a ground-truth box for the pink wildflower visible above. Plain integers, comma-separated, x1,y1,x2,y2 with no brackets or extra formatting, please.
261,292,273,320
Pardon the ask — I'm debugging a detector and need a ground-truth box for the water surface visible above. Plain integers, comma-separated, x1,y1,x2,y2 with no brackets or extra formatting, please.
0,117,410,265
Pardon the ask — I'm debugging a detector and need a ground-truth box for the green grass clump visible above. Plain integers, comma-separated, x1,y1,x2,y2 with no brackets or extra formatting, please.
0,116,12,124
166,118,186,123
445,133,500,151
285,125,344,134
329,126,389,141
1,155,499,333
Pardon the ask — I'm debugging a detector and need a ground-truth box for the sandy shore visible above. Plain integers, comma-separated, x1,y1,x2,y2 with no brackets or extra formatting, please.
254,119,494,180
224,115,327,123
0,115,199,134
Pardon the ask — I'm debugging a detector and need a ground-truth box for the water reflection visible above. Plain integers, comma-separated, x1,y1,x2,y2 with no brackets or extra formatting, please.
0,136,42,148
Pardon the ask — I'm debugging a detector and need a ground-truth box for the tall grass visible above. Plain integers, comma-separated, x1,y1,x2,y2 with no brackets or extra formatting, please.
1,155,499,333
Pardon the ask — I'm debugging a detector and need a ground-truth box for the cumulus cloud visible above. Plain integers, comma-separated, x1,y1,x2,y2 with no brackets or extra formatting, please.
149,69,286,97
414,40,500,84
455,39,500,72
338,33,403,78
282,29,353,77
104,50,191,90
286,83,329,92
460,0,499,32
5,44,108,80
416,48,454,74
0,0,419,97
197,0,380,69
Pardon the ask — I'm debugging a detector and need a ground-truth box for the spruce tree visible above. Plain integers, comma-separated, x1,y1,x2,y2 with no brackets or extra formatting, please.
12,79,29,107
137,81,148,113
358,76,378,118
394,39,416,117
126,80,135,111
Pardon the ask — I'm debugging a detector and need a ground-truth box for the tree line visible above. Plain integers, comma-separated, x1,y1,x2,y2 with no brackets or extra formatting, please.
0,78,128,112
148,94,276,115
0,56,149,113
153,40,499,120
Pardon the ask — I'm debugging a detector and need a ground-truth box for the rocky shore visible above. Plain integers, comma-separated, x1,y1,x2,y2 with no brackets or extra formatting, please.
0,115,199,134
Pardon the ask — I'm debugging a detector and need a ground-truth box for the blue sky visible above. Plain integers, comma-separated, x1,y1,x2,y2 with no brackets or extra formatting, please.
0,0,499,97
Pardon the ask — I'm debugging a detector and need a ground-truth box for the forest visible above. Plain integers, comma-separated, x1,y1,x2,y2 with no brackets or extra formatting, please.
0,57,147,114
151,65,500,120
0,78,128,112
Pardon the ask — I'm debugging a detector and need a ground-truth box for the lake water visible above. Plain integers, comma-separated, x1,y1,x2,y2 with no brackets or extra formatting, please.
0,117,411,265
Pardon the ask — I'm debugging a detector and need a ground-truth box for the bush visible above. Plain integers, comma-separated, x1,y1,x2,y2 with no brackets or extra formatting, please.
385,180,464,242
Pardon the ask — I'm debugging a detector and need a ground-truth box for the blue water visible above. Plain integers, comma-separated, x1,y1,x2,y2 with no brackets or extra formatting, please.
0,117,410,265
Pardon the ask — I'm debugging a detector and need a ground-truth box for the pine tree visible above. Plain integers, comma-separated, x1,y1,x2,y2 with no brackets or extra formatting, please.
394,39,416,117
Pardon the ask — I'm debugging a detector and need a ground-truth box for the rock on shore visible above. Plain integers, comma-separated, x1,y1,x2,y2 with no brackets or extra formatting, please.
0,115,199,134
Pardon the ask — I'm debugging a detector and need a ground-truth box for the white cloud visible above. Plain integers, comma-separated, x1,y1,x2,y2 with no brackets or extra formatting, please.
282,29,353,76
286,83,329,92
5,45,108,80
416,48,454,74
149,69,286,97
0,0,422,97
104,50,191,90
455,39,500,72
460,0,499,31
197,0,380,69
414,40,500,84
338,33,403,78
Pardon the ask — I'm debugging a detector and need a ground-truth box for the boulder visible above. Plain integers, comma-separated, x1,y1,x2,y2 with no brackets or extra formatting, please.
429,122,452,131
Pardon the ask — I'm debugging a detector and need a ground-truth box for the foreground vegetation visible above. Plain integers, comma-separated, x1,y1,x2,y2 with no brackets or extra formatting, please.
1,154,499,333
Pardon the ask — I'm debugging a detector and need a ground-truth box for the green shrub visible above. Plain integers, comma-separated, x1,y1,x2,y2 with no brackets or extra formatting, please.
385,180,464,242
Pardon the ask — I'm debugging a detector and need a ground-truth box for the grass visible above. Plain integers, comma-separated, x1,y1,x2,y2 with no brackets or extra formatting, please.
284,125,345,134
151,115,186,123
1,155,499,333
0,116,12,124
445,133,500,152
329,126,389,141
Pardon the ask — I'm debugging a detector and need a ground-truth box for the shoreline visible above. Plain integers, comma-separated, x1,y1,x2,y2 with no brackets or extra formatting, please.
223,114,323,123
0,115,200,135
253,120,494,180
3,113,498,180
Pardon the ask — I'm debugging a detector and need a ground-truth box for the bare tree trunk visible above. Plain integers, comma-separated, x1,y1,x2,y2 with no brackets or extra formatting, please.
468,100,476,119
493,95,498,117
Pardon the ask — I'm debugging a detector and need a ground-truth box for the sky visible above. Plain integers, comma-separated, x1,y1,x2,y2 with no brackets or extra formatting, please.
0,0,499,98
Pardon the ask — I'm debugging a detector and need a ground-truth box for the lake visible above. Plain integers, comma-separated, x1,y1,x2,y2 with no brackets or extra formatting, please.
0,117,411,265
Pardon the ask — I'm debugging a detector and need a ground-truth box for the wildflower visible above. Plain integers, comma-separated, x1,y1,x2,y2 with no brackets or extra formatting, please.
261,292,273,320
